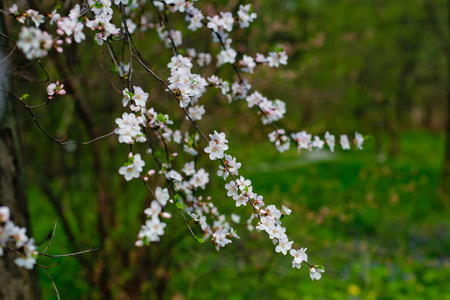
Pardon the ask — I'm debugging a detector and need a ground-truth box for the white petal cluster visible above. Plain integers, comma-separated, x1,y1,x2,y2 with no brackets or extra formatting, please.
340,134,351,150
136,186,172,245
267,51,288,67
310,267,325,280
187,105,205,121
204,131,229,160
114,112,147,144
217,154,241,179
85,0,121,45
355,132,364,149
290,248,308,269
0,206,37,269
229,80,251,101
207,12,234,33
268,130,366,153
118,153,145,181
269,129,291,153
217,48,237,66
254,51,288,68
190,168,209,189
157,26,183,48
197,53,212,67
325,131,336,152
245,91,286,124
208,75,230,95
25,9,45,27
237,4,257,28
168,55,207,108
17,26,53,59
56,11,86,44
185,7,204,31
239,55,256,73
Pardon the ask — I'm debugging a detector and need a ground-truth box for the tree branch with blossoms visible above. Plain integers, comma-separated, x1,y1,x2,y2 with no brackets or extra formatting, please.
0,206,98,299
0,1,371,291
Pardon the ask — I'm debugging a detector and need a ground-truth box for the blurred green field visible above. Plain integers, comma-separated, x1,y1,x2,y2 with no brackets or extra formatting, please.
28,129,450,299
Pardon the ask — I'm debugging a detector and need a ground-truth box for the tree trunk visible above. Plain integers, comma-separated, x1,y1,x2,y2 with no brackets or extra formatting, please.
0,12,42,300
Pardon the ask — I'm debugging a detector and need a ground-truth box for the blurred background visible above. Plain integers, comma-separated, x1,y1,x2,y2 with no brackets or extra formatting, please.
4,0,450,299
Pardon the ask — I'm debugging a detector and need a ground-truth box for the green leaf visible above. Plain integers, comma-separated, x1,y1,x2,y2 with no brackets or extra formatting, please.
125,91,134,97
93,2,103,8
174,194,180,203
276,47,284,53
195,237,205,243
20,94,29,100
314,265,325,271
176,202,184,209
157,113,166,123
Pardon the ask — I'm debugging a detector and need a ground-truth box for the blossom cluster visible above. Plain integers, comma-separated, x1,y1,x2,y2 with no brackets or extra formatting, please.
136,187,171,245
46,81,66,99
0,206,37,270
203,131,323,277
246,91,286,124
167,55,207,108
270,130,365,153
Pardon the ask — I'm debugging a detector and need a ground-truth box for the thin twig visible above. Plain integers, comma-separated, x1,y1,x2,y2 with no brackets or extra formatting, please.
39,247,98,258
3,87,116,145
41,217,57,254
36,261,61,269
38,266,61,300
120,4,133,86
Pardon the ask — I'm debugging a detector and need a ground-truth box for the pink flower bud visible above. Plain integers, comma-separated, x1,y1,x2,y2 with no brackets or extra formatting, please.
161,212,172,219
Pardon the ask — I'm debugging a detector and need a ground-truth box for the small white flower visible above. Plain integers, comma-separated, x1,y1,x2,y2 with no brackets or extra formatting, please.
0,206,10,222
155,187,170,206
118,153,145,181
355,132,364,150
310,267,324,280
340,134,351,150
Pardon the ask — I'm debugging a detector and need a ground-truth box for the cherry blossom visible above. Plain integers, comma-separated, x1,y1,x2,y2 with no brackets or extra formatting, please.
310,267,325,280
340,134,351,150
118,153,145,181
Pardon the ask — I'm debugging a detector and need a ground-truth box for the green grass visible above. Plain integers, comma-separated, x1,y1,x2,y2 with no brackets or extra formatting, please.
27,130,450,299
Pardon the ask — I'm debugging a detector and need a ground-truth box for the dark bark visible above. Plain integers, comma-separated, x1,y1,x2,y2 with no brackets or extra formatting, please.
0,42,42,300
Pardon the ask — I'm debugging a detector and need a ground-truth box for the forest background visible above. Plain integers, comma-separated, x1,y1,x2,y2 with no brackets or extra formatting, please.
1,0,449,299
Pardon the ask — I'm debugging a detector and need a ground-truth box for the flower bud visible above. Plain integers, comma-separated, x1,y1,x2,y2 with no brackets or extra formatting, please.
161,212,172,219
